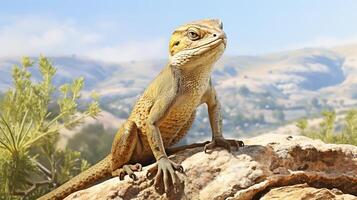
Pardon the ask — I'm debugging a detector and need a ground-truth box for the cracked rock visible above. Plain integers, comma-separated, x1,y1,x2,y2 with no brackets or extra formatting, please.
65,134,357,200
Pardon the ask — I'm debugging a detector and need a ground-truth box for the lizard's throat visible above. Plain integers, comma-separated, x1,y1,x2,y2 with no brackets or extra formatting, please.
181,62,214,75
172,62,214,89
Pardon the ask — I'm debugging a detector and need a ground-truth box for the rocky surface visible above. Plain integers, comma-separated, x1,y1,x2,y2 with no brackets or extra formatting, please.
65,134,357,200
261,184,356,200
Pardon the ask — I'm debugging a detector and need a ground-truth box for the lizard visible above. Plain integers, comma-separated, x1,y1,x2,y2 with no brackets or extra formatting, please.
39,18,244,200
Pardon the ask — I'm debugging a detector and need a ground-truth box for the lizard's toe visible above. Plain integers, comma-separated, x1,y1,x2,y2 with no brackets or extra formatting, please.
225,139,244,149
149,157,183,194
113,163,141,181
204,140,217,153
146,163,158,179
204,137,244,153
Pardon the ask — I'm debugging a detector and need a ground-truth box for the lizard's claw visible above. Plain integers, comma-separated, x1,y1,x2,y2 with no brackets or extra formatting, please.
204,137,244,153
112,163,142,181
146,157,184,194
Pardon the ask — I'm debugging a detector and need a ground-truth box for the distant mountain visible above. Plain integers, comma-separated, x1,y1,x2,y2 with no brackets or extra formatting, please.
0,56,117,91
1,44,357,142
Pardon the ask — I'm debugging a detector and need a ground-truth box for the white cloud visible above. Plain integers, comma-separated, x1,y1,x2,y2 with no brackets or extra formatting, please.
83,38,167,63
0,17,167,63
0,18,100,56
284,36,357,51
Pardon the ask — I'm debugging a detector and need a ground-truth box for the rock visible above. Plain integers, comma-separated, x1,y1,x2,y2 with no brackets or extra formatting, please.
261,184,357,200
65,134,357,200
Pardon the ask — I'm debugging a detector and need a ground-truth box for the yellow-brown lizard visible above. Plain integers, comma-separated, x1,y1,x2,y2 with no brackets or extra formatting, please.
39,19,243,200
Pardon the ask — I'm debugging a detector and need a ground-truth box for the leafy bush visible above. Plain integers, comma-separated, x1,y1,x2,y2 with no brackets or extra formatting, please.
0,56,100,199
296,110,357,146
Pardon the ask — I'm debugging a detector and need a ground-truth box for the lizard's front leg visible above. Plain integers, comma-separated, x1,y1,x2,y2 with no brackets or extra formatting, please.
203,83,244,153
145,98,184,193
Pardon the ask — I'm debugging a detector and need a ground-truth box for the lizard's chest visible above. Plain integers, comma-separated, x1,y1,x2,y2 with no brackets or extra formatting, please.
131,74,209,148
160,92,201,129
158,78,209,138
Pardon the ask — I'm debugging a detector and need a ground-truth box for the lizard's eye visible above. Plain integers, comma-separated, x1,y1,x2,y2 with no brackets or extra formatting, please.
187,29,200,41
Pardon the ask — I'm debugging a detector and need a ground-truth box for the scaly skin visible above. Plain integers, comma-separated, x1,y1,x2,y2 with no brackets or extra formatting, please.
39,19,243,200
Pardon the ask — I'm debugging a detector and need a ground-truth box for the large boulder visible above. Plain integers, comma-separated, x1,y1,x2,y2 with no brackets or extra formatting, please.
65,134,357,200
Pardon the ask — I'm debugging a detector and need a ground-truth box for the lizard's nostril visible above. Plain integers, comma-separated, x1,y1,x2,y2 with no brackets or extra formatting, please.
213,34,217,37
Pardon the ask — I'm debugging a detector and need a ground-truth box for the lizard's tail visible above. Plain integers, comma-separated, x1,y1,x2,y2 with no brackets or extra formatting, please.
38,155,112,200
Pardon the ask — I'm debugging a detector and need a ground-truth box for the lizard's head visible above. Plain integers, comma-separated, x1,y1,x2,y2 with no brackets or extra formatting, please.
169,19,227,68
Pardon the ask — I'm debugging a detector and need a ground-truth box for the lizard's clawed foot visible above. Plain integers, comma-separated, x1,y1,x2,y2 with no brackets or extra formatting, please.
204,137,244,153
112,163,142,181
146,157,184,194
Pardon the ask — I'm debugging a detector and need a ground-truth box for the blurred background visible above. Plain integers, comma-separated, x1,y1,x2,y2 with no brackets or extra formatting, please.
1,1,357,198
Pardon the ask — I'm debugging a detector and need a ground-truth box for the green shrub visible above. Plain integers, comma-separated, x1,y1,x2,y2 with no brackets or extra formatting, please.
297,109,357,146
0,56,100,199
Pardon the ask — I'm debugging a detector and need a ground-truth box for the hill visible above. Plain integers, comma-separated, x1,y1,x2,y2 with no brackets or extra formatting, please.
1,44,357,142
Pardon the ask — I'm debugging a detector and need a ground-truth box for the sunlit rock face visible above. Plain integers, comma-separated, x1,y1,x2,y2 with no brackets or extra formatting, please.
65,133,357,200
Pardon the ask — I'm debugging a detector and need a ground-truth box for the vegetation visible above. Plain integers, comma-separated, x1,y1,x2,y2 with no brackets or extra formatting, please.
0,57,100,199
297,109,357,146
67,124,115,164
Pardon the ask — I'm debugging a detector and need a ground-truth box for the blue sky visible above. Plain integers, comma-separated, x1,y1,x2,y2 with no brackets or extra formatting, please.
1,1,357,62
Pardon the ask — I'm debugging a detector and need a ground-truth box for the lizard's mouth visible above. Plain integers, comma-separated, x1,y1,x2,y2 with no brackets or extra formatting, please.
194,38,225,50
190,38,226,56
170,37,226,66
